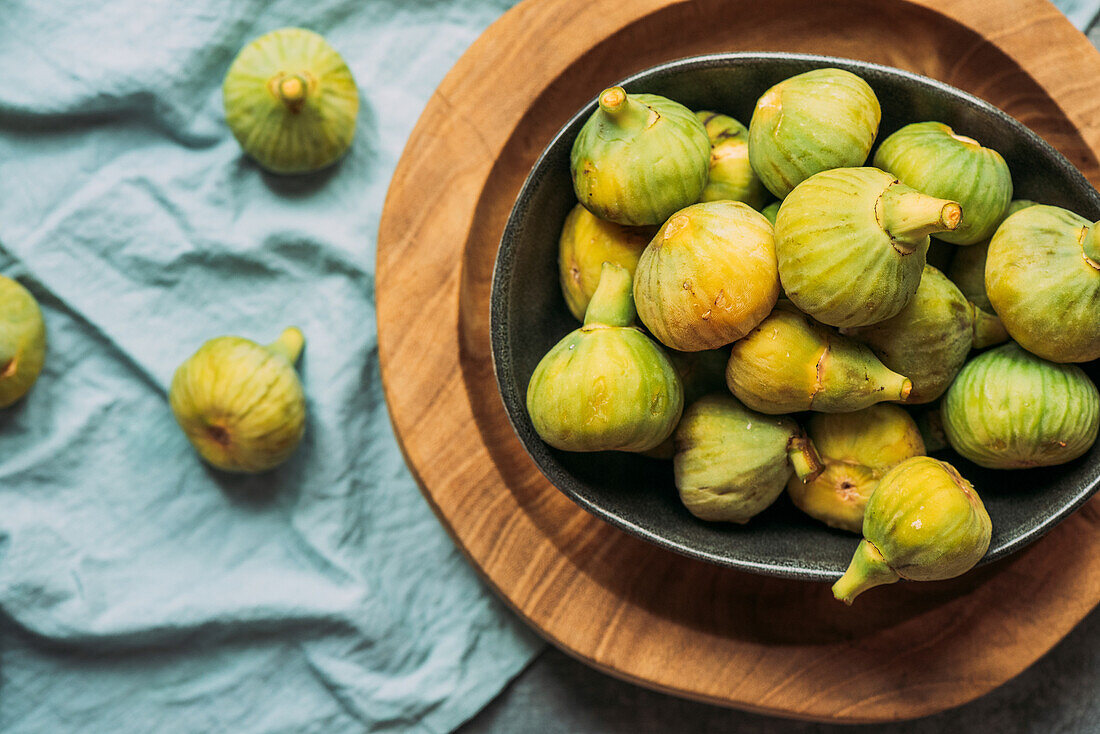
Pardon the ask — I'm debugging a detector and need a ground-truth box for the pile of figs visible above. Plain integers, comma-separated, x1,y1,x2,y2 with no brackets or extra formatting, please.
527,70,1100,605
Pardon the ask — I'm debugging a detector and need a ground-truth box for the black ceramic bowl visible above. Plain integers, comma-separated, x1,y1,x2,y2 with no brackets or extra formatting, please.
491,52,1100,581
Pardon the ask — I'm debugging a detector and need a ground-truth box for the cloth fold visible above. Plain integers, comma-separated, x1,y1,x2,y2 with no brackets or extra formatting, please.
0,1,538,733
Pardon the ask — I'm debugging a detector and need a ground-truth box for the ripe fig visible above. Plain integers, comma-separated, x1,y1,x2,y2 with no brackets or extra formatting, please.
874,122,1012,245
761,201,780,225
674,394,822,523
775,167,960,328
0,275,47,408
527,263,683,452
748,68,881,198
695,111,769,210
223,28,359,174
788,405,925,533
842,265,1007,404
942,342,1099,468
634,201,779,351
170,327,307,473
946,200,1037,311
986,204,1100,363
571,87,709,226
558,203,654,321
725,304,912,414
832,456,991,604
641,347,730,460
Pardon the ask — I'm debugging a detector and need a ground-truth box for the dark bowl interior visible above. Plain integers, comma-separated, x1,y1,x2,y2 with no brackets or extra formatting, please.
490,53,1100,581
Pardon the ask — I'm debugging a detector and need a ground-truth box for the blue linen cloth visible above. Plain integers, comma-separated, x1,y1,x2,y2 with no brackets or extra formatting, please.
0,1,1096,733
0,1,539,733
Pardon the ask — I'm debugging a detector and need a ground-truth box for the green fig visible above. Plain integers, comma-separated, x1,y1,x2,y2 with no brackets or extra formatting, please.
775,167,961,327
223,28,359,174
527,263,683,452
640,347,731,460
748,68,881,198
674,394,822,523
558,203,654,321
0,275,47,408
726,305,912,414
170,327,307,473
788,405,925,533
986,205,1100,363
761,201,780,225
571,87,710,226
842,266,1008,404
695,111,770,209
832,456,991,604
634,201,780,351
942,343,1099,469
874,122,1012,245
946,200,1037,311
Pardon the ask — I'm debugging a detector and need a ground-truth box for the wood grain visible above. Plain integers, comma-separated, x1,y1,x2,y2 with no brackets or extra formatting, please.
377,0,1100,722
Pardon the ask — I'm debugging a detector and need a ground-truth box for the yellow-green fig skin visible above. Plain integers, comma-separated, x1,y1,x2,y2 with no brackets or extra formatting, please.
695,111,770,210
986,205,1100,363
725,305,912,414
639,347,731,460
942,343,1099,469
527,263,683,453
634,201,780,351
874,122,1012,245
775,167,961,328
170,327,307,473
0,275,47,409
946,200,1037,311
842,266,1007,404
571,87,710,226
558,203,655,321
833,456,991,604
223,28,359,174
760,201,780,226
748,68,881,199
788,405,925,533
674,394,822,523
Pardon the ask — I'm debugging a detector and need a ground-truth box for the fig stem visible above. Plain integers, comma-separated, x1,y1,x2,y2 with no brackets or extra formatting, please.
969,303,1009,349
597,87,652,131
879,184,962,250
276,74,309,112
268,327,305,364
584,262,636,328
832,539,901,605
788,434,824,483
1083,224,1100,268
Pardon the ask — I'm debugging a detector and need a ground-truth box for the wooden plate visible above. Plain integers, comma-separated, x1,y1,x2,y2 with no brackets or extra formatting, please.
377,0,1100,722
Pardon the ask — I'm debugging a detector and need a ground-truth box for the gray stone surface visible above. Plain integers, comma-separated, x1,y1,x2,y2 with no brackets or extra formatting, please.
459,20,1100,734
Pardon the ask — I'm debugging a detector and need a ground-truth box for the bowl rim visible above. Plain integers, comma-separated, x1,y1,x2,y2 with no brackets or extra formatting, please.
489,51,1100,580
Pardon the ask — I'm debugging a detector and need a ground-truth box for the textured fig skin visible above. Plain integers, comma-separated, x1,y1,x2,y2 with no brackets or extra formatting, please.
695,111,770,210
170,328,307,473
947,200,1036,311
842,265,1003,404
0,275,47,409
571,88,710,226
641,347,730,460
674,394,803,523
748,68,881,198
725,304,911,414
832,456,991,604
788,405,925,533
874,122,1013,245
986,205,1100,363
760,201,780,225
866,457,990,581
942,343,1099,469
528,264,683,453
775,167,959,328
223,28,359,174
557,204,654,321
634,201,780,351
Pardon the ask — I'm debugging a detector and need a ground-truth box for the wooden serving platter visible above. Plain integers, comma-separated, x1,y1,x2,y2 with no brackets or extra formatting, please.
377,0,1100,722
